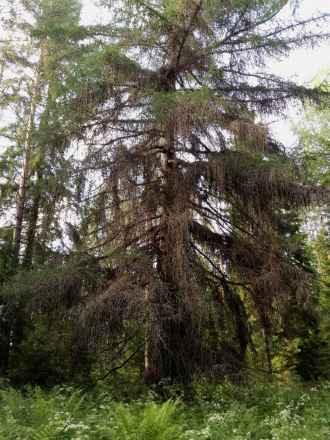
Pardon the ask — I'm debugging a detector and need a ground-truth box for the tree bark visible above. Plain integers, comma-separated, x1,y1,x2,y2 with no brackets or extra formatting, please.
13,57,43,266
22,171,42,268
264,329,273,376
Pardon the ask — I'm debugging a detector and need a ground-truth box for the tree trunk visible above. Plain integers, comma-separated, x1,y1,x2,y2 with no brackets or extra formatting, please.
13,60,43,266
0,60,4,86
144,63,197,384
22,171,42,268
262,317,273,376
264,329,273,376
0,320,11,375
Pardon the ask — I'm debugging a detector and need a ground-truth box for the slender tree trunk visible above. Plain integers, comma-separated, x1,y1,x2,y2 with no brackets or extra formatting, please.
223,285,249,381
36,201,56,264
22,171,42,268
262,319,273,376
13,61,43,266
143,287,155,384
0,61,4,86
264,331,273,376
0,321,11,375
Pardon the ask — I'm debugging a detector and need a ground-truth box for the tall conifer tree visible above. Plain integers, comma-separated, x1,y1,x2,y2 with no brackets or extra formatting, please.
0,0,83,376
69,0,330,382
0,0,82,266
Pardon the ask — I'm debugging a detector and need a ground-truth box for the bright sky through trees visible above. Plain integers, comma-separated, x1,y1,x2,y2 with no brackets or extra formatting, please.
0,0,329,145
80,0,329,84
80,0,330,146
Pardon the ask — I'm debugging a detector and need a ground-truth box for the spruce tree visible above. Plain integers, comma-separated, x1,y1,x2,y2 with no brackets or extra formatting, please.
1,0,329,384
68,0,330,383
0,0,83,267
0,0,84,377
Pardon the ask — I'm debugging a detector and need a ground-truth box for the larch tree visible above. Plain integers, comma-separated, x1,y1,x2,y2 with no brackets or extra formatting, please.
65,0,330,383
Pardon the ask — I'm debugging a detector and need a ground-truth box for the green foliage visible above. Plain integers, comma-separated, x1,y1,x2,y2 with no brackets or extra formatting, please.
7,317,78,386
296,332,329,381
0,258,100,306
151,88,212,124
0,387,183,440
294,82,330,381
0,383,330,439
32,0,82,37
111,400,183,440
298,116,330,185
0,228,15,284
0,259,104,385
294,75,330,186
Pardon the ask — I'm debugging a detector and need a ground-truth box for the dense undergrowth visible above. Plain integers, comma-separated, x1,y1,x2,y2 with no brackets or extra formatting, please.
0,382,329,440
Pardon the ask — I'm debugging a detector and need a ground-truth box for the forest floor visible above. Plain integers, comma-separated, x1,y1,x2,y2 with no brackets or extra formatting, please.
0,381,329,439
